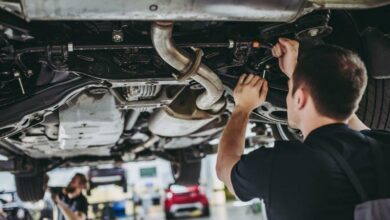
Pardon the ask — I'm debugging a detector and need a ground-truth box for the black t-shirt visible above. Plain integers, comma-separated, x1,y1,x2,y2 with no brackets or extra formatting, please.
58,193,88,220
231,123,390,220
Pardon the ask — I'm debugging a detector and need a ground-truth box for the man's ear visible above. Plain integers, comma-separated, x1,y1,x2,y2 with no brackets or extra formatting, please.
295,87,308,110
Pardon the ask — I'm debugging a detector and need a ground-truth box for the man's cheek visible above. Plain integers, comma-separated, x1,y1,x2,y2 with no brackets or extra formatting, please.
286,97,298,129
286,94,290,106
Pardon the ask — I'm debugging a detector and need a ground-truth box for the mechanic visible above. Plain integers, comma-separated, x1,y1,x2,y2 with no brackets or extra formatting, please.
52,173,88,220
216,38,390,220
0,206,5,219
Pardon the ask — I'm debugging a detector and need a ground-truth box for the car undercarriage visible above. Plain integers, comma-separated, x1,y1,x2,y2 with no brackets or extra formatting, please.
0,0,389,201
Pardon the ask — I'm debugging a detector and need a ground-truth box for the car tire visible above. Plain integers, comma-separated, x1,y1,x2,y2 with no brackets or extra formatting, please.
357,78,390,130
170,152,201,186
328,12,390,131
165,212,175,220
15,172,46,202
202,205,211,217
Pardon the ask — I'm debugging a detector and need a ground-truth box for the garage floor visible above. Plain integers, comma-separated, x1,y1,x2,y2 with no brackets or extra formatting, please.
136,202,264,220
190,202,263,220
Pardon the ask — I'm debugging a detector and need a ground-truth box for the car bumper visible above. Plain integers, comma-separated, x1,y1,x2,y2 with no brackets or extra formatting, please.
168,202,204,217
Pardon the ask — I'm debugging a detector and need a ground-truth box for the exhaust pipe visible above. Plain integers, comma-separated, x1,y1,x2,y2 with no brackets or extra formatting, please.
151,21,225,111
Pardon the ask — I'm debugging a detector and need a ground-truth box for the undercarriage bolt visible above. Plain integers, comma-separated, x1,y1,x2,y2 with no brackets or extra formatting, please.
112,30,124,43
252,40,261,48
67,42,74,52
308,28,319,37
149,4,158,11
228,39,235,48
27,70,33,77
14,71,25,95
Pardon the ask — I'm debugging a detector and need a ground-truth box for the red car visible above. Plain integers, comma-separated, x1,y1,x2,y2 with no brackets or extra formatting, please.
164,185,210,219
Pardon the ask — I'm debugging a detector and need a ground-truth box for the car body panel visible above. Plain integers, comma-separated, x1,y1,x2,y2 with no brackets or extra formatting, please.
164,185,209,217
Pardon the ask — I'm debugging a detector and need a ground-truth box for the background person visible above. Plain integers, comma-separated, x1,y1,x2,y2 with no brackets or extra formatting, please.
51,173,88,220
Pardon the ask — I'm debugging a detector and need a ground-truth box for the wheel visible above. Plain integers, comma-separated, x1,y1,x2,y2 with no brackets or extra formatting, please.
170,150,201,186
202,205,210,217
357,77,390,130
101,204,115,220
270,124,303,141
15,172,46,202
327,12,390,131
165,212,175,220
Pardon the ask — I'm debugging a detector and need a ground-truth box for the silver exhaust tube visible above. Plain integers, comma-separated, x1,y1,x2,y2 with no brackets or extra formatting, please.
309,0,390,9
151,21,225,111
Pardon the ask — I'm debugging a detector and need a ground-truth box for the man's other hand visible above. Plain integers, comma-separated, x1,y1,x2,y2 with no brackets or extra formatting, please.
234,74,268,113
272,38,299,78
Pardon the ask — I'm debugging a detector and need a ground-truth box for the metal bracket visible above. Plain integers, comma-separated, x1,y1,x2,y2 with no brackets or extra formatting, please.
0,159,16,172
110,86,185,110
172,48,204,82
46,45,69,69
0,157,36,173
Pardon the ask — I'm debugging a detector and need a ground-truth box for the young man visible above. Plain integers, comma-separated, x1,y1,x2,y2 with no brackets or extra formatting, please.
216,38,390,220
52,173,88,220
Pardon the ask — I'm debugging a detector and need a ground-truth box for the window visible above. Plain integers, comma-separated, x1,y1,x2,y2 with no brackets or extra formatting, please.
140,167,157,178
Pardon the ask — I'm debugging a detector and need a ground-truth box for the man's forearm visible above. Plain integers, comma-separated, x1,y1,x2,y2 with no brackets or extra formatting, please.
216,73,268,195
219,107,250,156
216,107,250,180
56,201,83,220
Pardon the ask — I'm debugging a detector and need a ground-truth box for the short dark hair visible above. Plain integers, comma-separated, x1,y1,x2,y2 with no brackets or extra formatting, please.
292,44,367,120
73,173,88,186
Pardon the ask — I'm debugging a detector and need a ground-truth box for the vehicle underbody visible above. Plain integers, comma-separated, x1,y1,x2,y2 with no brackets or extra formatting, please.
0,0,389,201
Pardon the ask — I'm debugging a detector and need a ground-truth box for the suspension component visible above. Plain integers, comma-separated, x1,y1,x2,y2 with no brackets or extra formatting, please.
13,71,25,95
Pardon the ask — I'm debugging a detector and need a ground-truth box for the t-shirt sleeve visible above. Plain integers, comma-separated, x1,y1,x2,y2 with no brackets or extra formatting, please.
230,146,275,201
361,129,390,137
75,196,88,215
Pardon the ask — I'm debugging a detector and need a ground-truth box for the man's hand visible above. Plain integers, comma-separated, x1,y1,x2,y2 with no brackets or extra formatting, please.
54,196,87,220
234,74,268,113
51,194,60,205
272,38,299,78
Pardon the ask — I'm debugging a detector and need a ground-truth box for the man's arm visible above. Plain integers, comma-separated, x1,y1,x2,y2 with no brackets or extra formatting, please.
272,38,299,78
57,201,86,220
53,196,86,220
216,74,268,195
216,106,250,194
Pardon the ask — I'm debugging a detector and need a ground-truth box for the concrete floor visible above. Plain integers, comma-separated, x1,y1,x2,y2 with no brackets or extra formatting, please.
135,201,264,220
192,202,263,220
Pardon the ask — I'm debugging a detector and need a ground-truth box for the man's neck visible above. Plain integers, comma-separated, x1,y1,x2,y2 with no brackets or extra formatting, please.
300,115,347,140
